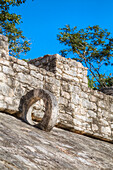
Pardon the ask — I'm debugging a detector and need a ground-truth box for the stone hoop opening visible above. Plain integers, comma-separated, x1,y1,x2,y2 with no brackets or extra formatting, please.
19,88,58,131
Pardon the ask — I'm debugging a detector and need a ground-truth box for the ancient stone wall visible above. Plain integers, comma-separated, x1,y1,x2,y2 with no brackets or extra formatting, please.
0,34,113,142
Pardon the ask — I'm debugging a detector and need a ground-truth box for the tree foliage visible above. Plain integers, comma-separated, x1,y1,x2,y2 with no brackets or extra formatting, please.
57,25,113,88
0,0,31,58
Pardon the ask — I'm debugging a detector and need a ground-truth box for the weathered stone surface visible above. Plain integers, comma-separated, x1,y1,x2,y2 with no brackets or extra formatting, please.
0,34,113,142
19,88,58,132
0,112,113,170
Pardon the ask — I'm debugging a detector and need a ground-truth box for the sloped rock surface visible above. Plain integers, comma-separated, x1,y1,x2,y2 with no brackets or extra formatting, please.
0,112,113,170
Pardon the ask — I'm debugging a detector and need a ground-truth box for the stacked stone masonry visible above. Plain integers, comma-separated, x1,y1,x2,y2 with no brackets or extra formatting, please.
0,34,113,142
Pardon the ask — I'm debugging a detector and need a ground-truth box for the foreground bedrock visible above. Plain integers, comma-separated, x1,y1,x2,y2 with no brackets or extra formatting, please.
0,112,113,170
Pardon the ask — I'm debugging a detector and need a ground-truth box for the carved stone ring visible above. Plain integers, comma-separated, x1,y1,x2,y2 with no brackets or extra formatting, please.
19,88,58,132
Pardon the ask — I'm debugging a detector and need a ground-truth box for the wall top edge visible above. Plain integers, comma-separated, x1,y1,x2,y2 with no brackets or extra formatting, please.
29,53,88,70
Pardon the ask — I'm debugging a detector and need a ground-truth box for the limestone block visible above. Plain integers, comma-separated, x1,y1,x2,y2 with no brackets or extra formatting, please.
39,68,47,75
83,69,88,76
72,86,80,93
70,64,77,71
47,71,54,77
13,84,26,97
80,92,88,99
44,83,60,95
98,111,103,118
0,40,8,50
17,58,28,66
7,77,13,86
63,67,77,77
82,99,97,111
13,98,20,108
0,59,9,66
30,70,43,81
61,82,72,92
59,97,68,105
0,50,7,58
56,63,63,70
79,79,82,83
72,107,81,116
0,102,7,110
63,64,70,71
7,105,18,114
92,124,98,131
73,107,86,116
45,76,60,86
31,77,43,88
111,124,113,129
77,68,82,74
55,72,62,80
17,73,31,84
81,86,91,93
89,95,97,102
98,107,102,112
98,101,106,109
13,64,29,73
71,94,80,105
77,62,84,68
73,119,82,126
82,76,88,84
29,64,38,71
82,99,90,108
100,119,109,126
82,82,88,88
0,72,7,82
73,77,79,82
86,117,93,123
110,104,113,113
68,103,75,110
73,126,85,131
0,95,4,100
86,124,92,130
4,97,13,105
77,74,83,79
70,70,77,77
61,91,70,99
101,126,111,135
8,56,17,62
87,110,96,118
75,115,86,121
56,67,62,74
89,102,97,111
62,73,73,80
3,66,14,76
0,83,14,97
94,90,104,99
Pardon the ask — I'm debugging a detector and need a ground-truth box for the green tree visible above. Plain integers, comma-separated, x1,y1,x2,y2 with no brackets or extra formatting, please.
0,0,31,58
57,25,113,88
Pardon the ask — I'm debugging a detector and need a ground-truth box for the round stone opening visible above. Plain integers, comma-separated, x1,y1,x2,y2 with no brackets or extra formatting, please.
30,99,45,124
19,88,58,131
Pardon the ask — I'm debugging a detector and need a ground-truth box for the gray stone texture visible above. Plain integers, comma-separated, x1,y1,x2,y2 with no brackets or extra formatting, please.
19,88,58,132
0,112,113,170
0,35,113,142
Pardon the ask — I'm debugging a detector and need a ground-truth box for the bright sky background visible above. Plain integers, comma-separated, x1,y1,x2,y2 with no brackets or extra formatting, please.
11,0,113,74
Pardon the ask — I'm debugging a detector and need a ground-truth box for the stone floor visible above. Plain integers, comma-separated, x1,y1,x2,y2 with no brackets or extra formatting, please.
0,112,113,170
